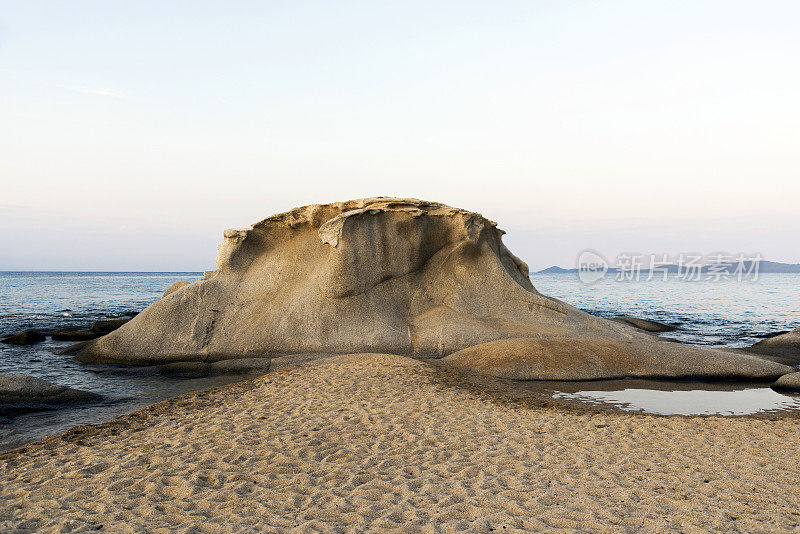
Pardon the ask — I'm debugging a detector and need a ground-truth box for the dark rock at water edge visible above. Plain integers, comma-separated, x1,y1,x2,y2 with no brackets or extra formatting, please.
51,329,103,342
1,330,47,345
753,331,790,339
209,358,272,375
0,374,101,417
90,318,133,333
112,358,274,379
611,316,678,333
157,358,272,378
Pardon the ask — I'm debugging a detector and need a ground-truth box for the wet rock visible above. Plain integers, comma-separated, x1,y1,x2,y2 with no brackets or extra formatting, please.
0,374,101,416
772,372,800,393
1,330,47,345
753,330,790,339
611,316,678,333
51,329,102,342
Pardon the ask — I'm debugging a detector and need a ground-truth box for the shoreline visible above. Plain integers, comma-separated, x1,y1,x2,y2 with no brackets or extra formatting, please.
2,354,799,531
3,354,800,457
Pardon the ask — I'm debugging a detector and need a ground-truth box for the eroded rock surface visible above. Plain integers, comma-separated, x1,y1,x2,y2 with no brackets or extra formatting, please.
75,198,588,364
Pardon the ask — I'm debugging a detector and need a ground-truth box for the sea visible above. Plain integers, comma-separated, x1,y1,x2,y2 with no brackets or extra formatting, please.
530,272,800,348
1,271,799,450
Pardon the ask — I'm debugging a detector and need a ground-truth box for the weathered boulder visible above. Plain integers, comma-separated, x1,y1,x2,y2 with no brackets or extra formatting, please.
1,330,47,345
71,197,797,382
611,316,678,333
0,374,101,416
745,327,800,366
443,336,791,381
90,318,133,333
162,282,190,298
772,372,800,393
76,197,597,364
51,329,102,341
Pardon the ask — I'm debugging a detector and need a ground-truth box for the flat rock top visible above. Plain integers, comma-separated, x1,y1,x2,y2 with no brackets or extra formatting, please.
251,197,476,230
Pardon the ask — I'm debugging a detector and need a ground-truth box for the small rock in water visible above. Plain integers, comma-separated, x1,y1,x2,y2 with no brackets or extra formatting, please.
51,329,102,341
90,318,132,333
0,374,101,416
1,330,47,345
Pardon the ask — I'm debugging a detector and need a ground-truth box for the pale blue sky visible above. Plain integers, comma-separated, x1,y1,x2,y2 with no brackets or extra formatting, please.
1,1,799,270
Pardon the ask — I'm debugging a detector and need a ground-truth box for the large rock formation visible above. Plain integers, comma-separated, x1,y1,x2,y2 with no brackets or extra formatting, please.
73,197,794,381
745,327,800,366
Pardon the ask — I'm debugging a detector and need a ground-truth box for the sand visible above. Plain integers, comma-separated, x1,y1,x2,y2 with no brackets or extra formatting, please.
1,353,799,533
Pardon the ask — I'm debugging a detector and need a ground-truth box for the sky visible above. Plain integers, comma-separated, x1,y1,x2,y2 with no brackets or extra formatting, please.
1,0,799,271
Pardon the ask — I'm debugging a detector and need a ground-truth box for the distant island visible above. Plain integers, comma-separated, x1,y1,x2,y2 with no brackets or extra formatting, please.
536,260,800,274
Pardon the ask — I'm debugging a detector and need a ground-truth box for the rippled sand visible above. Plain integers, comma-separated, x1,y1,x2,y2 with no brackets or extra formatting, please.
2,354,799,532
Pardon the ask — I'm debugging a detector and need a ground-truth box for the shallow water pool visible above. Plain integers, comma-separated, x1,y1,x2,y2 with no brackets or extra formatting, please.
552,386,800,416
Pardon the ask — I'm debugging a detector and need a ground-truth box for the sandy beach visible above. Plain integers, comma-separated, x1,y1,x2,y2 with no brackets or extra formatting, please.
2,353,799,533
